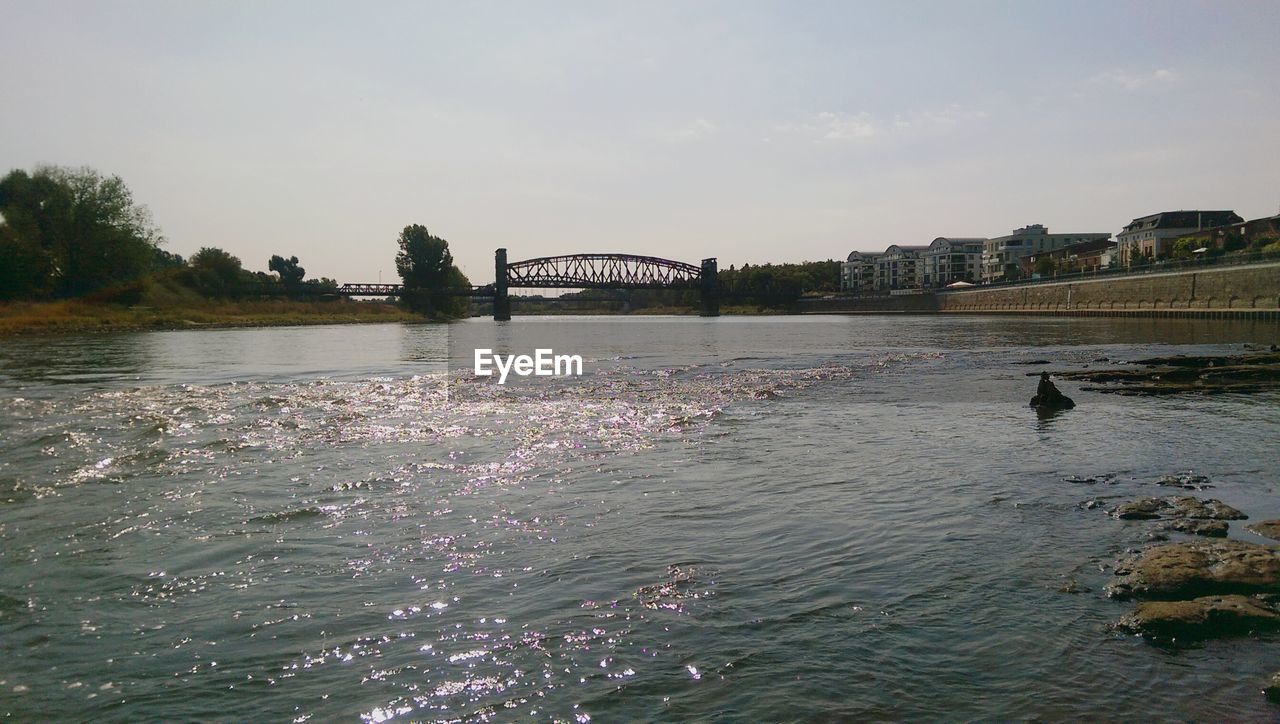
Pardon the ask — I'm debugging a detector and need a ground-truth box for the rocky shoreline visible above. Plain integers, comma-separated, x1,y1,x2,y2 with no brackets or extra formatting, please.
1043,350,1280,396
1086,477,1280,701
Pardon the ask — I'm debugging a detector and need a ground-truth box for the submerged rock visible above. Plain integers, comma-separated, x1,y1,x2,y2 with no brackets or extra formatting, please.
1111,496,1247,521
1064,474,1117,485
1249,520,1280,541
1107,540,1280,600
1112,498,1167,520
1161,519,1229,538
1054,352,1280,396
1117,595,1280,640
1265,672,1280,702
1156,472,1213,490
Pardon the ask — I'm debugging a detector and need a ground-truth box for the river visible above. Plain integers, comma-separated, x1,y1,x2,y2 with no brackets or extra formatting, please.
2,315,1279,721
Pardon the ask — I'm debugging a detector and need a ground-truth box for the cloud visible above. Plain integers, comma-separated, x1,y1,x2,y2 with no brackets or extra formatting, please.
777,111,877,142
656,117,717,142
779,105,987,143
893,104,990,131
1090,68,1179,91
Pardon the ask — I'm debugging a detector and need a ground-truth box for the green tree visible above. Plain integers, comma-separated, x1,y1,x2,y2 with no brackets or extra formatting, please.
269,254,306,286
1170,238,1198,260
1034,256,1056,276
0,223,47,299
0,165,163,297
188,246,245,297
394,225,470,317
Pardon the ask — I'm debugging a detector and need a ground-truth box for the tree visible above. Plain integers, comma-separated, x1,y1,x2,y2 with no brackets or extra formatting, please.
394,224,470,317
0,223,46,299
1170,238,1198,261
1034,256,1056,277
0,165,163,297
269,254,306,286
188,246,245,296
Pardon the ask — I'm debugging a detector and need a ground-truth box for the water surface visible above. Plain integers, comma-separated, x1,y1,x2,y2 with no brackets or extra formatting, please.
2,316,1279,721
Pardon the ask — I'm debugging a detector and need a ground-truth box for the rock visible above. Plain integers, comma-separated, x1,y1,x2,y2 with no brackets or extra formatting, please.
1265,671,1280,702
1110,496,1246,521
1064,474,1116,485
1172,496,1228,518
1057,580,1090,594
1171,497,1247,520
1161,519,1229,537
1030,372,1075,411
1156,472,1213,490
1117,595,1280,640
1055,353,1280,396
1107,540,1280,600
1113,498,1168,520
1248,520,1280,541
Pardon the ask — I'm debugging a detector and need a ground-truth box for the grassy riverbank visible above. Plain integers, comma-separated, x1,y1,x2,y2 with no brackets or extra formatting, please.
0,297,421,336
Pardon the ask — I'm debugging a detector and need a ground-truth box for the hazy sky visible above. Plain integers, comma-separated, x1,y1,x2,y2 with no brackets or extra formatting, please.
3,1,1278,283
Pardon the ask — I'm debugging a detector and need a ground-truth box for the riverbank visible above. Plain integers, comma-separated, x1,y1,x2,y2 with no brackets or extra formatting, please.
802,260,1280,318
0,298,421,336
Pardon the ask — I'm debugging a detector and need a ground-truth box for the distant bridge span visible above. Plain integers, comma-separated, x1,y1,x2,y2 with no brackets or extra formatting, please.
336,250,719,319
504,253,703,289
493,249,718,320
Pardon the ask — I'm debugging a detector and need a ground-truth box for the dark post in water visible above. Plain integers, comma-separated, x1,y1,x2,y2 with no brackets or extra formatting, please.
700,257,719,317
493,248,511,321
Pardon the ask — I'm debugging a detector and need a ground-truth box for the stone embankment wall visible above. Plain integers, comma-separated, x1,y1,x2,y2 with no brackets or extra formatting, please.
798,262,1280,318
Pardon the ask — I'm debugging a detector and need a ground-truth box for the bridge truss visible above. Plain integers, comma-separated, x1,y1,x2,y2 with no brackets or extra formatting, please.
504,254,703,289
330,251,718,318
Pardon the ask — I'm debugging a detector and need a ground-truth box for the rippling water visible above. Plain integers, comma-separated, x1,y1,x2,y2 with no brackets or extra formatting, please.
2,316,1279,721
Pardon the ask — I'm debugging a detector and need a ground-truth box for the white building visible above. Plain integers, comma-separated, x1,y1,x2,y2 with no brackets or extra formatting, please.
875,245,928,290
981,224,1110,283
921,237,985,288
840,251,877,293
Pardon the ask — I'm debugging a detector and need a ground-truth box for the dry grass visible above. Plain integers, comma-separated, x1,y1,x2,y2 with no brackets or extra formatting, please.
0,297,421,336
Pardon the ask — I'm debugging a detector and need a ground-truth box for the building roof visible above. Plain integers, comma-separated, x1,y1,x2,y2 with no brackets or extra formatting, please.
927,236,986,251
884,244,929,256
1037,237,1116,257
1122,210,1243,234
846,251,878,262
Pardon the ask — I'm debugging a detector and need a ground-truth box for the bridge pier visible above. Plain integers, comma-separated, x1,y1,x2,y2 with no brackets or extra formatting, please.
700,257,719,317
493,248,511,321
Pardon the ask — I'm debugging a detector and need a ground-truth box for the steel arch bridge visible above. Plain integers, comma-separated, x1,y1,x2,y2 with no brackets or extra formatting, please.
494,249,718,320
330,250,719,319
504,253,703,290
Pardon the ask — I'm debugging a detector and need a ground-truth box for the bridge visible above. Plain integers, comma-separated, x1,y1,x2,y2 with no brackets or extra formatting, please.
333,283,493,298
335,249,719,320
493,249,717,320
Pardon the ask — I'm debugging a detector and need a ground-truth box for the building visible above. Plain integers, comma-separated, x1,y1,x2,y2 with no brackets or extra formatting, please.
874,245,928,290
840,251,877,293
1116,210,1243,265
981,224,1111,283
1022,237,1117,278
920,237,985,288
1169,214,1280,254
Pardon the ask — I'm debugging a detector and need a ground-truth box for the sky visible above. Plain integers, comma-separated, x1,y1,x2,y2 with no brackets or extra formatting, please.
2,0,1278,283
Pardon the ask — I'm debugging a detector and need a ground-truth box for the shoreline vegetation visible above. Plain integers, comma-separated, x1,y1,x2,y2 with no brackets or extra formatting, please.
0,298,792,336
0,296,420,336
0,164,848,334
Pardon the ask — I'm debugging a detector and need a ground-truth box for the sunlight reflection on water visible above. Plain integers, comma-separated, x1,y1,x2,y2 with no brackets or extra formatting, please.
1,317,1278,720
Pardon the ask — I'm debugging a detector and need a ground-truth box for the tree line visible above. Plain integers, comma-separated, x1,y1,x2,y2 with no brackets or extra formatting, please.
2,164,838,316
0,165,333,303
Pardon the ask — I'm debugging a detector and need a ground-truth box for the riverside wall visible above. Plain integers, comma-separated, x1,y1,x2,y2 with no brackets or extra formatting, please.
797,262,1280,319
